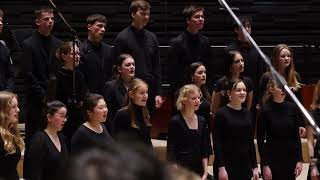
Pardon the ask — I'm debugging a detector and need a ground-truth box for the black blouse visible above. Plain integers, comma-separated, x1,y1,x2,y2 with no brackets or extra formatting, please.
0,138,21,180
113,104,152,147
25,131,68,180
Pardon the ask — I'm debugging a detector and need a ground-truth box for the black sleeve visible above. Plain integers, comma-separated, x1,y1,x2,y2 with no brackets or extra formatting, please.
71,128,87,155
166,117,179,163
1,44,14,91
212,111,226,167
21,42,46,100
248,113,258,168
103,81,116,132
167,40,182,94
257,107,268,166
200,117,211,158
293,105,303,162
151,36,161,95
244,77,254,93
26,133,46,180
112,109,129,137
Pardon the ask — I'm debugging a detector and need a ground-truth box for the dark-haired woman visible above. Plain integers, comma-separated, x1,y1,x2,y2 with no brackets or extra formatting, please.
103,54,135,132
113,78,152,147
24,101,68,180
71,93,112,155
211,50,253,115
213,79,258,180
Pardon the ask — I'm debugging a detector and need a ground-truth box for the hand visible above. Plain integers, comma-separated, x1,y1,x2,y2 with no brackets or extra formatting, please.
218,167,228,180
310,165,319,180
263,166,272,180
299,127,306,137
295,162,303,177
201,171,208,180
252,167,259,180
155,95,163,109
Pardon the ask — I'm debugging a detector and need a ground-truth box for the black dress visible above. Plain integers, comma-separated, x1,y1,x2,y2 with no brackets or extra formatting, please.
167,113,209,176
24,131,68,180
311,108,320,170
113,104,152,147
257,101,303,180
71,123,113,155
0,138,21,180
213,106,257,180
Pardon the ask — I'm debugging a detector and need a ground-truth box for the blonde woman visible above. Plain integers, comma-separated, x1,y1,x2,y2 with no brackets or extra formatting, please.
0,91,24,180
113,78,152,146
167,84,209,180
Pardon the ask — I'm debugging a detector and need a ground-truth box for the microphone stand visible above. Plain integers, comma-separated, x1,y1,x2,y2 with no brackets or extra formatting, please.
48,0,80,106
218,0,320,134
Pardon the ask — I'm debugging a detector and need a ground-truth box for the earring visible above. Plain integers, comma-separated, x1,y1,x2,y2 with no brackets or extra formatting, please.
229,96,231,101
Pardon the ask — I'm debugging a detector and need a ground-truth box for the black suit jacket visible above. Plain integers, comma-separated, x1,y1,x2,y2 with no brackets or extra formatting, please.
22,31,62,102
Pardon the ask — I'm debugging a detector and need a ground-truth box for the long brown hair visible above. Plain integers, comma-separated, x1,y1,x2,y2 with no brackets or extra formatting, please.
0,91,24,154
187,62,211,101
311,80,320,110
271,44,301,90
123,78,151,128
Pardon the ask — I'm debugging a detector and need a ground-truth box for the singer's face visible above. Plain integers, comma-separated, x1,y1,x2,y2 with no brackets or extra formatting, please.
48,107,67,131
89,98,108,123
132,8,150,29
36,12,54,35
62,46,80,67
231,53,244,74
129,84,148,107
278,48,292,70
192,65,206,87
8,97,20,123
229,82,247,104
88,21,106,42
118,57,135,81
0,16,3,33
183,90,201,111
187,10,204,31
272,85,286,102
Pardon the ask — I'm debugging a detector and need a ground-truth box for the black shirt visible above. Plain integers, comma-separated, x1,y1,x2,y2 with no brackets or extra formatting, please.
0,138,21,180
25,131,68,180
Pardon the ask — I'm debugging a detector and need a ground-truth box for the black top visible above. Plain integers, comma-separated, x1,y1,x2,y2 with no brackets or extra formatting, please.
71,123,113,155
25,131,68,180
168,30,215,93
213,106,257,178
80,39,113,94
257,101,302,174
0,42,14,91
113,104,152,146
114,25,161,96
167,113,209,175
0,138,21,180
103,79,127,132
214,76,253,108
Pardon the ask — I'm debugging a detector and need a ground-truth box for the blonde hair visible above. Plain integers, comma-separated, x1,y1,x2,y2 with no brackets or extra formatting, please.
271,44,301,90
124,78,151,128
311,80,320,110
176,84,201,111
0,91,24,154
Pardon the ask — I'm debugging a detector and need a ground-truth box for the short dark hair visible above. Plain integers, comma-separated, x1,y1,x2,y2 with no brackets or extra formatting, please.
82,93,104,121
129,0,151,14
182,5,204,20
44,100,66,128
232,15,252,29
86,14,107,25
34,6,53,20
